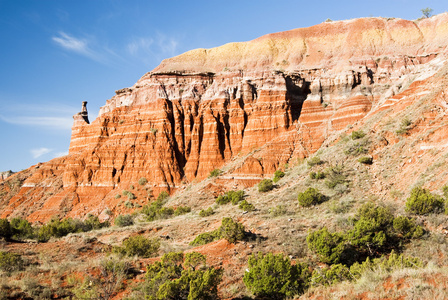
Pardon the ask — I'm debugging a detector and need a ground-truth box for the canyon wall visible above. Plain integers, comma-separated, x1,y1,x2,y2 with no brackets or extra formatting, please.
1,14,448,221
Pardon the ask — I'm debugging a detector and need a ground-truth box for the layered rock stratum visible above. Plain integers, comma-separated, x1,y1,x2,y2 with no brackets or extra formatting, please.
1,14,448,222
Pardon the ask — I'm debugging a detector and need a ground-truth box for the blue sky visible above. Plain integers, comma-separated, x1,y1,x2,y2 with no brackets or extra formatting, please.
0,0,446,172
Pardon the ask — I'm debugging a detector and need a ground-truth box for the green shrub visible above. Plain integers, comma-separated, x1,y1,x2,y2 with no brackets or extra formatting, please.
393,216,424,239
114,194,121,199
174,206,191,216
113,235,160,258
324,166,348,189
157,191,169,202
307,156,324,167
37,217,83,242
358,156,373,164
0,218,12,239
405,187,444,215
189,230,221,246
216,190,245,205
84,215,109,231
199,207,214,217
0,251,24,272
208,169,222,178
10,217,34,239
258,179,274,192
351,130,366,140
310,171,325,180
396,118,412,135
138,177,148,186
350,251,423,279
190,218,246,245
243,252,311,299
273,170,285,183
114,214,134,227
219,217,245,243
139,252,222,300
298,188,327,207
239,200,255,211
306,227,347,265
311,264,351,286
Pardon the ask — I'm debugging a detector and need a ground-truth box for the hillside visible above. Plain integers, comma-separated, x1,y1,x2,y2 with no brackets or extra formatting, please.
1,14,448,299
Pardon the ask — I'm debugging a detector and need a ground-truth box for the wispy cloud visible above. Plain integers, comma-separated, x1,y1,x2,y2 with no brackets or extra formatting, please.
0,116,73,129
126,33,180,63
0,102,77,131
31,147,52,159
54,151,69,158
52,31,114,64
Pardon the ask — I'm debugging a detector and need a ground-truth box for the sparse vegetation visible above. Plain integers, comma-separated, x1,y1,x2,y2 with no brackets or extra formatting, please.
258,179,274,192
208,169,222,178
239,200,255,211
405,187,444,215
190,217,245,245
307,156,324,167
273,170,285,183
421,7,433,18
113,235,160,258
114,214,134,227
138,177,148,186
269,204,287,217
298,187,327,207
351,130,366,140
199,207,214,217
396,117,412,135
216,190,245,205
358,156,373,164
244,252,311,299
310,171,325,180
0,251,24,272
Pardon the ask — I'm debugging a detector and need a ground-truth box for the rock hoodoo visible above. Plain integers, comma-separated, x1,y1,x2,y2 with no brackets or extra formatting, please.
1,14,448,221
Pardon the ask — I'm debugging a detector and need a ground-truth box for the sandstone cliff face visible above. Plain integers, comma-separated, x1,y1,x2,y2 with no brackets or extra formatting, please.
2,14,448,222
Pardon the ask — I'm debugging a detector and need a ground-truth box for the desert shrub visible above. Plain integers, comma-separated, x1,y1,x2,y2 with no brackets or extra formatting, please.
239,200,255,211
307,156,324,167
269,204,287,217
208,169,222,178
258,179,274,192
393,216,424,239
219,217,245,243
114,214,134,227
311,264,351,286
10,217,34,239
405,187,444,215
199,207,214,217
157,191,169,202
72,257,131,300
113,235,160,258
349,251,423,279
138,177,148,186
306,227,347,265
309,171,325,180
37,218,83,242
114,194,121,199
190,218,246,245
0,251,24,272
174,206,191,216
346,203,395,255
324,166,348,189
216,190,245,205
139,252,222,300
124,201,134,208
298,188,327,207
351,130,366,140
0,219,12,239
273,170,285,183
396,118,412,135
358,156,373,164
189,230,221,246
84,215,110,231
243,252,311,299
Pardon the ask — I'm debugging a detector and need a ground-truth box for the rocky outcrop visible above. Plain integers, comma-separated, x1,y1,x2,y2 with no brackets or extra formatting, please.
2,14,448,222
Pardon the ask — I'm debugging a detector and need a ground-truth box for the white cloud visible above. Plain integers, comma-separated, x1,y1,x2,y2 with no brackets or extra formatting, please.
0,115,73,130
31,147,52,159
52,32,90,55
126,33,179,62
127,37,154,56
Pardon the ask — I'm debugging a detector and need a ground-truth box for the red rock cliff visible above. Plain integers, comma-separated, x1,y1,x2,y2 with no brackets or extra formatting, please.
2,14,448,221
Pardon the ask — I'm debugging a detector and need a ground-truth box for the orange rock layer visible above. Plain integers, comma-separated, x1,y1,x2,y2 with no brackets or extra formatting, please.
2,14,448,222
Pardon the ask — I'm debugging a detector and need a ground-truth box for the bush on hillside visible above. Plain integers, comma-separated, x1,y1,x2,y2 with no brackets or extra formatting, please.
307,156,324,167
199,207,214,217
208,169,222,178
393,216,424,239
239,200,255,211
0,251,24,272
358,156,373,165
243,252,311,299
311,264,351,286
138,177,148,186
309,171,325,180
351,130,366,140
0,218,12,239
306,227,347,265
113,235,160,258
273,170,285,183
114,214,134,227
298,188,327,207
190,218,245,246
10,217,34,239
258,179,274,192
405,187,444,215
216,190,245,205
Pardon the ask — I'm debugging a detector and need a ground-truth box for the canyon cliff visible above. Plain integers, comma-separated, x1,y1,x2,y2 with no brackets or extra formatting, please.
1,14,448,222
